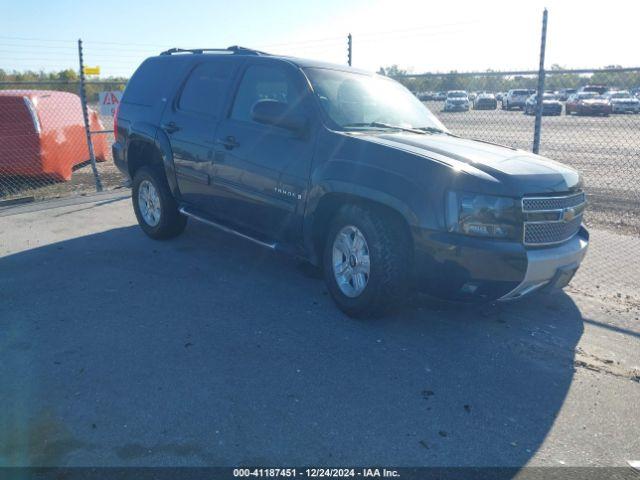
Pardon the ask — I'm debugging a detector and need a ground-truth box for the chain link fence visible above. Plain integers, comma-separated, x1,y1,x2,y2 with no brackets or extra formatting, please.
399,67,640,302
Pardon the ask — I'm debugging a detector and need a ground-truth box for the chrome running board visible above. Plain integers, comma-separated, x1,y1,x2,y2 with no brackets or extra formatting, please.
179,207,277,250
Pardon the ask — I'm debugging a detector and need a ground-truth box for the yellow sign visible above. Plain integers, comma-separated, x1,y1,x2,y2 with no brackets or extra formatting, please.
83,66,100,75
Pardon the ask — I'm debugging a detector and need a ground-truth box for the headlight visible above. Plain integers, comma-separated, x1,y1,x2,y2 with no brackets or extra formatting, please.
446,191,521,240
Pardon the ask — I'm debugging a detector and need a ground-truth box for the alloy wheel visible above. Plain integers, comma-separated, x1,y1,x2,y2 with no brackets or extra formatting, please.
332,225,371,298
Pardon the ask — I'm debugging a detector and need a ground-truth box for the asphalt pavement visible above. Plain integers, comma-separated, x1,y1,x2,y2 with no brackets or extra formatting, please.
0,193,638,468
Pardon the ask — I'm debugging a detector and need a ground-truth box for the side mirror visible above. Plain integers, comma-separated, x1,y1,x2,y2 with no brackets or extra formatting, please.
251,100,306,133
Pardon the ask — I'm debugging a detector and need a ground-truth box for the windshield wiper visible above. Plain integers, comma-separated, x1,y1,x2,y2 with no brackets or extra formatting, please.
415,126,448,135
342,122,427,134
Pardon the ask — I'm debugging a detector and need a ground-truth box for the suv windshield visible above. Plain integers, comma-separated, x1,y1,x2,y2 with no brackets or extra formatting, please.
512,90,528,95
447,92,467,98
303,67,447,132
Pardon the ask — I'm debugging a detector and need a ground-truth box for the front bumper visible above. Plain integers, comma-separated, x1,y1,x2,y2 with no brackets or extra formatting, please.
445,103,469,111
579,105,610,115
498,230,588,300
475,101,497,110
411,226,588,302
541,105,562,115
611,103,640,113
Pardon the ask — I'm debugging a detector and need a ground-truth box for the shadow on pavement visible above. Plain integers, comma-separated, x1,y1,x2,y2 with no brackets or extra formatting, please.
0,221,584,467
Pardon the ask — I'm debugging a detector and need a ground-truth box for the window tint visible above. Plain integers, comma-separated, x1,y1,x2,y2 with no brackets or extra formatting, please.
124,57,181,106
179,60,235,116
230,64,300,123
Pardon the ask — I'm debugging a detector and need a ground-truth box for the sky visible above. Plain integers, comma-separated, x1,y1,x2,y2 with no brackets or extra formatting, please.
1,0,638,78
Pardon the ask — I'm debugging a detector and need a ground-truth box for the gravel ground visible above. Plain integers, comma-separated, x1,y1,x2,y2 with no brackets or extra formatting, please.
0,195,639,468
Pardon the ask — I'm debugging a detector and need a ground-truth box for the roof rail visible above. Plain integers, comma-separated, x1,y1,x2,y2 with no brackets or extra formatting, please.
160,46,269,56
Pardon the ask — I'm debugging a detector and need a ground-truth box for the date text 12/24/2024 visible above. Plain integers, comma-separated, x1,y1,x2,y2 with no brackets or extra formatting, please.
233,468,400,478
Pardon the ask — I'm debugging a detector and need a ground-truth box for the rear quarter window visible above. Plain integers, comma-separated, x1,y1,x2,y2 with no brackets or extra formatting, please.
123,57,186,107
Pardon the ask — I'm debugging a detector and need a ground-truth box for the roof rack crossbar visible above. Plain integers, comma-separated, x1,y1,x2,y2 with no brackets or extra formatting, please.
160,46,269,56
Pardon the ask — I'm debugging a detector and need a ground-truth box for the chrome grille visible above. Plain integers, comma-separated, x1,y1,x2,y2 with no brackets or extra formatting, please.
522,192,586,246
524,216,582,245
522,192,585,211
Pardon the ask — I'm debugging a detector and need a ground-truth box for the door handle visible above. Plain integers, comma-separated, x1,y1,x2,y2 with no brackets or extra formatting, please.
216,136,240,150
162,121,180,134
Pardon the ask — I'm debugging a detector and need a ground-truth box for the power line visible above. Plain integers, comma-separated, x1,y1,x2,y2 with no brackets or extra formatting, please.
0,35,172,49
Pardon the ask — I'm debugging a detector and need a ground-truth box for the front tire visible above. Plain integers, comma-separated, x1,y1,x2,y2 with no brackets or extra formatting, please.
132,165,187,240
322,204,410,318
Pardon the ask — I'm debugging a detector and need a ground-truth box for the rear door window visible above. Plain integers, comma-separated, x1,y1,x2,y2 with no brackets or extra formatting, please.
178,60,236,117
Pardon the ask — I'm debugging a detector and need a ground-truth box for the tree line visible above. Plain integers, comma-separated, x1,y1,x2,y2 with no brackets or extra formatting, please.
378,65,640,93
0,69,128,102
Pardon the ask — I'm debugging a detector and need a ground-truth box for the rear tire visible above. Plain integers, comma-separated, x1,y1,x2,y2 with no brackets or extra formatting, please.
322,204,410,318
132,165,187,240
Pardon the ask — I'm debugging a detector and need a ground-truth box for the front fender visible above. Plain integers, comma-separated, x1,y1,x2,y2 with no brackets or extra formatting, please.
302,170,425,265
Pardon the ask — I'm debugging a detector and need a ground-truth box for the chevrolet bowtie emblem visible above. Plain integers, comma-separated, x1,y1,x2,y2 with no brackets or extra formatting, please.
562,207,576,222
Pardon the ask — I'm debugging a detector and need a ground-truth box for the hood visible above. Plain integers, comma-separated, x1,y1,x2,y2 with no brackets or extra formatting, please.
356,132,582,195
611,97,639,103
532,99,561,105
582,98,608,105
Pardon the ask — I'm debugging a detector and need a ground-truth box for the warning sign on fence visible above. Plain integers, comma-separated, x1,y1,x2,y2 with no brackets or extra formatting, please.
98,91,122,116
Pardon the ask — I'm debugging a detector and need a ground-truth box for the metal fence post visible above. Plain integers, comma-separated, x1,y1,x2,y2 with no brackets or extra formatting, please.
347,33,352,66
532,9,548,154
77,38,102,192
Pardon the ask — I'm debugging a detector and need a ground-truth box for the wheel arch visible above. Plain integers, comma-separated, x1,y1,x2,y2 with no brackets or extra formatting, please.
126,127,180,197
304,184,416,267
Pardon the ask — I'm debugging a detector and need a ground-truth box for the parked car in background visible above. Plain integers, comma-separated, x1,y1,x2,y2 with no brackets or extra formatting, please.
502,89,530,110
473,92,497,110
565,92,611,116
604,90,640,113
443,90,470,111
557,88,577,101
495,92,504,102
0,90,108,181
433,91,447,101
523,93,562,115
417,91,434,101
579,84,608,95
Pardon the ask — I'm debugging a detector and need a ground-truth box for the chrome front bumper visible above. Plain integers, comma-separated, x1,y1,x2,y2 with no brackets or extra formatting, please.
499,231,589,301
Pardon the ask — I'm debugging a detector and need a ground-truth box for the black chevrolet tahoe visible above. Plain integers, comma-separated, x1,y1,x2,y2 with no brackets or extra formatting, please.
112,46,589,317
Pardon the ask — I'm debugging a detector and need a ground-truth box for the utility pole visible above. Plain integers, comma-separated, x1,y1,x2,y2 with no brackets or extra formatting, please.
532,9,548,154
347,33,352,66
